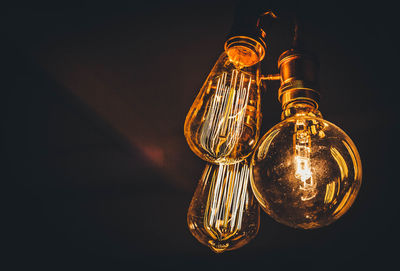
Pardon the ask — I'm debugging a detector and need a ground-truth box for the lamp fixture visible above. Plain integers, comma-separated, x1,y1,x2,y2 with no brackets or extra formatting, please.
184,10,362,252
184,12,276,164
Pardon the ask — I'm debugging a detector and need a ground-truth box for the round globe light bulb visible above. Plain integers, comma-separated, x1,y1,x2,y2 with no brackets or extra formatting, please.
251,103,362,229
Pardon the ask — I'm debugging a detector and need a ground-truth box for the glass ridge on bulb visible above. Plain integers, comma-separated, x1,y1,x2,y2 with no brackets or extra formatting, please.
187,160,260,253
184,36,264,164
251,102,362,229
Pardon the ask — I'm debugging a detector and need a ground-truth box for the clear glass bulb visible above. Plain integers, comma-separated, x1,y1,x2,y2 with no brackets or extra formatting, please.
184,36,264,164
187,161,260,253
250,102,362,229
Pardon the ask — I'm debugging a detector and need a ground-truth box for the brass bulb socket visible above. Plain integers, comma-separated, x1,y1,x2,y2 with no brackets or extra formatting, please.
277,49,320,109
225,36,266,67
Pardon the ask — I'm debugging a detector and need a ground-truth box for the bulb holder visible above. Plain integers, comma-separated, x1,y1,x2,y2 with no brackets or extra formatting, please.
224,36,266,66
278,49,320,109
226,27,267,50
225,10,277,64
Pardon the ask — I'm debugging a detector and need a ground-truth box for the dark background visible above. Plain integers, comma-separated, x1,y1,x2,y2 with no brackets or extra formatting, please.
2,0,399,270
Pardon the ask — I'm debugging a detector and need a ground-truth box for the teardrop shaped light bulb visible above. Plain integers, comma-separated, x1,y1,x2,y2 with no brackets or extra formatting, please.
184,36,265,164
187,161,260,253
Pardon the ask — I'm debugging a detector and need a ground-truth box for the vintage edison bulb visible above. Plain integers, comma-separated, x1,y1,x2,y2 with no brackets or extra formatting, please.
187,161,260,253
251,102,362,229
184,36,264,164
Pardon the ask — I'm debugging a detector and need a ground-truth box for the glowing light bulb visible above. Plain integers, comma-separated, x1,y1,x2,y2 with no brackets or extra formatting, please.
250,47,362,229
187,161,260,253
184,36,265,164
294,119,317,201
251,102,362,229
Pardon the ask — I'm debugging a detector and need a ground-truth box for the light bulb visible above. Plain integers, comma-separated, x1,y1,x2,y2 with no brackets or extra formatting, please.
250,48,362,229
184,36,265,164
187,161,260,253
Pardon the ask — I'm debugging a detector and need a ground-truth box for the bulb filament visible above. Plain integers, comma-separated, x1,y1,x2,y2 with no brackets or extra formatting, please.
204,162,250,242
199,70,252,158
294,120,317,201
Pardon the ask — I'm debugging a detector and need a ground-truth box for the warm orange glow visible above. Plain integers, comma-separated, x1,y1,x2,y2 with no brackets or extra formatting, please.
227,46,260,68
294,119,317,201
184,36,264,164
187,162,259,253
251,102,362,229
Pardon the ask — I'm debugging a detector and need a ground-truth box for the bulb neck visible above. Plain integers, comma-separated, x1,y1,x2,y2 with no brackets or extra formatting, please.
224,36,266,68
281,101,322,120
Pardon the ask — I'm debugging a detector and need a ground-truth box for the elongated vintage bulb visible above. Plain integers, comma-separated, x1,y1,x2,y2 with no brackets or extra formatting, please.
187,161,260,253
184,36,265,164
250,49,362,229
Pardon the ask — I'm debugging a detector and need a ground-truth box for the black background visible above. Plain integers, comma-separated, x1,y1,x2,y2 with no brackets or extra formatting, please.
2,0,399,270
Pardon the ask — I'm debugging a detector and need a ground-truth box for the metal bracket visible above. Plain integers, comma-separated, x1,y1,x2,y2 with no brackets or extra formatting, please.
261,74,280,81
